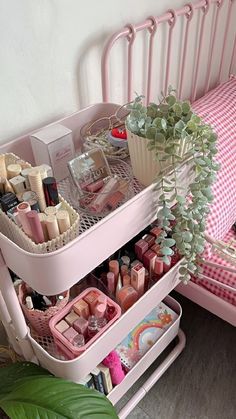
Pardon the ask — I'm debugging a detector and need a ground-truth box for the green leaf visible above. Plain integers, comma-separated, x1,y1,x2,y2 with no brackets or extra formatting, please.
166,95,176,107
161,246,174,256
146,127,156,140
0,376,118,419
182,101,191,114
163,238,176,247
175,120,185,132
155,132,166,143
0,362,52,397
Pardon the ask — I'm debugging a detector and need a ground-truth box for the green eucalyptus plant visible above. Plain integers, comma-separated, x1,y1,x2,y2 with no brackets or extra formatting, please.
126,88,219,283
0,362,118,419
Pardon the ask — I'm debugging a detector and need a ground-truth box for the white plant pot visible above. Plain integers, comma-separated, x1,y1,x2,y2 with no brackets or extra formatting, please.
127,129,192,187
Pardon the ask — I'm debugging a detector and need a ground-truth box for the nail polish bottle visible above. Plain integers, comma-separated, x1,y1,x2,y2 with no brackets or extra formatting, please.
73,334,85,348
106,305,116,321
87,315,98,339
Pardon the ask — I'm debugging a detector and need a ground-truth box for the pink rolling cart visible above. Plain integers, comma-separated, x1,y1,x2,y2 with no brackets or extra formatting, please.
0,0,235,417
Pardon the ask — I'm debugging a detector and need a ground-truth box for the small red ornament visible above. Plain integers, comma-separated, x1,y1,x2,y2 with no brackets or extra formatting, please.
111,128,127,140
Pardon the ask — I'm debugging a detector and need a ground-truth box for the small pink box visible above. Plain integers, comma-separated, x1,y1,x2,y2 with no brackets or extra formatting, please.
49,287,121,359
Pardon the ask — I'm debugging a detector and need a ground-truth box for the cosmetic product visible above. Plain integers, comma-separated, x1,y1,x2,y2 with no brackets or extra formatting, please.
121,255,130,267
143,234,156,248
38,166,48,180
89,177,120,213
131,263,145,297
130,259,140,268
115,274,122,300
26,210,45,243
0,177,5,195
4,179,14,194
29,199,40,212
73,334,85,348
38,213,49,242
55,319,70,333
0,155,7,178
144,269,149,292
151,243,162,256
23,190,37,202
106,190,124,211
120,264,129,279
108,260,119,286
7,164,21,179
87,315,98,338
94,302,106,319
20,168,32,189
63,327,78,344
65,311,80,326
107,272,115,295
7,205,20,225
17,202,32,236
116,285,138,311
45,215,60,240
25,296,34,310
135,239,148,260
90,368,105,393
143,249,157,271
86,179,104,192
163,256,171,273
97,317,107,330
68,148,111,192
102,351,125,385
9,175,26,194
38,163,53,178
96,294,107,306
15,159,31,170
150,227,163,238
30,124,74,181
42,296,52,306
73,299,90,319
44,206,57,216
154,257,164,276
84,291,100,314
98,364,113,395
105,305,116,321
28,169,46,211
73,317,88,336
123,274,131,286
56,210,71,234
43,177,59,206
0,192,18,213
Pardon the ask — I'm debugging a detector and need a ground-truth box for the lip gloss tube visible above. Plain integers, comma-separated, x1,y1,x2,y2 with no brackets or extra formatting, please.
108,260,119,286
123,274,131,286
107,272,115,294
131,263,145,297
163,256,171,273
120,264,129,279
86,179,104,192
89,177,119,213
17,202,32,237
26,210,45,243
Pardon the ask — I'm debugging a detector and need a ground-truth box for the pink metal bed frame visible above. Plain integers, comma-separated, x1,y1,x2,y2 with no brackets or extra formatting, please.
0,1,235,418
101,0,236,327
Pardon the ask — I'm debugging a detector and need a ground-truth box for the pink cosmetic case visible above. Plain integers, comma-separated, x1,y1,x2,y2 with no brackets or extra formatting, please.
49,287,121,359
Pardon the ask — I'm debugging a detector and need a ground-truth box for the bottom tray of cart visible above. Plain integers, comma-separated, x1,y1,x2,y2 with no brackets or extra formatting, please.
107,295,181,405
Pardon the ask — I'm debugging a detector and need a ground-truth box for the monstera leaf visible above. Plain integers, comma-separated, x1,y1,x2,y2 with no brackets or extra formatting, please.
0,363,118,419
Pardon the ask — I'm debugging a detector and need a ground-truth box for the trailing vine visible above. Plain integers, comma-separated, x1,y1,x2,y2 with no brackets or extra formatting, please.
126,88,219,283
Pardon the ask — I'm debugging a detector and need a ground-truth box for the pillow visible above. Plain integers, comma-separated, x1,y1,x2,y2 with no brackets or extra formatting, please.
192,76,236,250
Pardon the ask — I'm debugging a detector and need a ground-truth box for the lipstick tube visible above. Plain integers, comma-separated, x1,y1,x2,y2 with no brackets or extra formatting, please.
86,179,104,192
108,260,119,287
17,202,32,237
45,215,60,240
107,272,115,294
56,210,71,234
26,210,45,244
43,177,59,207
38,213,49,242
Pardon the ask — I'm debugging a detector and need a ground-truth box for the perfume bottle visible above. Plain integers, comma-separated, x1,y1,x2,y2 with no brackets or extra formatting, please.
97,317,107,330
87,315,98,339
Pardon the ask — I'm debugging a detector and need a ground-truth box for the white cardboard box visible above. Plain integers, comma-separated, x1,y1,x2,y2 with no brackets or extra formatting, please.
30,124,75,181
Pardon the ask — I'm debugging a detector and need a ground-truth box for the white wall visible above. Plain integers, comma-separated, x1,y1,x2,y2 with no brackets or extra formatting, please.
0,0,190,144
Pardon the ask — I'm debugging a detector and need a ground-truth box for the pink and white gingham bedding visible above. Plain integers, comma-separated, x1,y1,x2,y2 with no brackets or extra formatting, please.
190,76,236,305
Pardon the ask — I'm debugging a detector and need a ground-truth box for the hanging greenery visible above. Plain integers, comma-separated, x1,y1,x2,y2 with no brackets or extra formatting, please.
126,88,219,283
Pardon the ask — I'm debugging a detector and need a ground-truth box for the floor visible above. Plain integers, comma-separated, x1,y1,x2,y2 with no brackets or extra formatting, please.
116,292,236,419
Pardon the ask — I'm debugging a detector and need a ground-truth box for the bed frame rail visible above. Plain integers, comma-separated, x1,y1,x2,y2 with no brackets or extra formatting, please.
102,0,236,103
